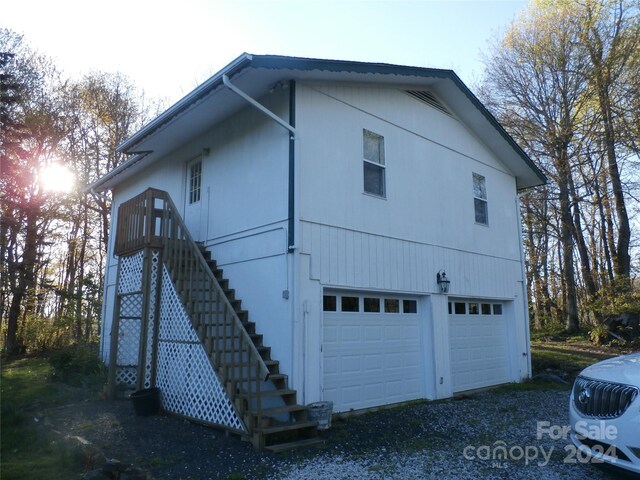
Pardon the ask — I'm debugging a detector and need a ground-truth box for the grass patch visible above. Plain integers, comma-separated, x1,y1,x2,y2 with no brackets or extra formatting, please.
530,341,617,376
529,329,626,379
1,354,106,480
494,379,570,393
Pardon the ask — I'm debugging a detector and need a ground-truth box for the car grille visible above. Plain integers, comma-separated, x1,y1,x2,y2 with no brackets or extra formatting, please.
573,376,638,418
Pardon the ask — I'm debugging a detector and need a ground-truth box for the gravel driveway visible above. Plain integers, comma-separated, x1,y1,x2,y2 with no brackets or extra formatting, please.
273,387,621,480
52,384,623,479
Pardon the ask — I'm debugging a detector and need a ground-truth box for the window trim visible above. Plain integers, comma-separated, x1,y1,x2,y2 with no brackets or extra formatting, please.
363,129,386,198
188,159,202,204
322,292,419,314
472,172,488,226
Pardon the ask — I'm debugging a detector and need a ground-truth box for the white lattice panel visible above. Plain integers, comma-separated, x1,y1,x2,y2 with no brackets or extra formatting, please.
115,252,144,388
159,266,199,343
115,366,137,386
156,264,244,431
117,318,141,365
118,251,143,294
119,293,142,318
156,341,244,431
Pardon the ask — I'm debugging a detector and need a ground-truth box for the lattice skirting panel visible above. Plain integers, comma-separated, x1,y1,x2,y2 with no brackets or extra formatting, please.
113,251,243,431
117,251,143,295
155,264,245,432
115,252,144,387
114,251,159,389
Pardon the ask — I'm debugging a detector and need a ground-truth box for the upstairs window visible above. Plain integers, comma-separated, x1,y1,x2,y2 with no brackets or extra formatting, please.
473,172,488,225
189,160,202,204
363,129,385,197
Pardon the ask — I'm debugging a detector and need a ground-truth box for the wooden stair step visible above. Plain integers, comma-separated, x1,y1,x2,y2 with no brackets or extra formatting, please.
264,437,325,453
261,420,317,435
240,388,296,398
257,404,306,417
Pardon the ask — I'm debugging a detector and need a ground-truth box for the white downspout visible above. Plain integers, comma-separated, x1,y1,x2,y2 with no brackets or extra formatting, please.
223,73,303,394
222,75,297,137
516,193,532,379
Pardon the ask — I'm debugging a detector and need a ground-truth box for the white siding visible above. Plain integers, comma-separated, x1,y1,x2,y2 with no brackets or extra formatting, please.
296,82,522,261
102,90,294,376
300,221,522,299
294,81,529,403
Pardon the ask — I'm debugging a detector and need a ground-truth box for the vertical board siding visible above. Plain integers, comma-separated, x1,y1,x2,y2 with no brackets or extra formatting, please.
301,221,521,299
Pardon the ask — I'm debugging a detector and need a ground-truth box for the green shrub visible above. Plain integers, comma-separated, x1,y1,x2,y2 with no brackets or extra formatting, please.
589,323,609,345
49,344,105,386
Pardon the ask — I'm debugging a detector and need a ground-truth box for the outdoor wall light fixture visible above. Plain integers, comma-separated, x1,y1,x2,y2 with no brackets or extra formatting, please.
436,270,450,294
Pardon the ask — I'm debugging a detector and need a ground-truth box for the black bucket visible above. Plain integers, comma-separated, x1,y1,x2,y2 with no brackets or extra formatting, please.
130,387,161,416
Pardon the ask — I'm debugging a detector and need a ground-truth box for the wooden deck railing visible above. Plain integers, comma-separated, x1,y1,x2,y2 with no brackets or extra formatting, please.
115,188,269,432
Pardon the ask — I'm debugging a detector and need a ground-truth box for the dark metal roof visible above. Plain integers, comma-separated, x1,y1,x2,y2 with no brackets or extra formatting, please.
87,53,546,192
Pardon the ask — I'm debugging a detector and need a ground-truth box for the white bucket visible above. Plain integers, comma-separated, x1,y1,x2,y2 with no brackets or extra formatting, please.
307,401,333,430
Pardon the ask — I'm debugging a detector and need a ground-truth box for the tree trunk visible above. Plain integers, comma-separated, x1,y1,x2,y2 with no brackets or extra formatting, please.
592,167,614,284
568,172,597,299
556,156,580,333
76,204,89,340
595,81,631,277
5,205,39,355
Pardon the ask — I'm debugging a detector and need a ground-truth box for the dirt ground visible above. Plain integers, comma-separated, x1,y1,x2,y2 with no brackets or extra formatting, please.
39,339,636,479
43,398,286,479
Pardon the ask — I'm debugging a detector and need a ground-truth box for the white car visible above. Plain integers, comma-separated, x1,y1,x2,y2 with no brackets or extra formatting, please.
569,352,640,475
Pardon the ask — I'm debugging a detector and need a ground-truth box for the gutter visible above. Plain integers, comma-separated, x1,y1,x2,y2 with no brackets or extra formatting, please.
88,186,110,201
83,152,151,194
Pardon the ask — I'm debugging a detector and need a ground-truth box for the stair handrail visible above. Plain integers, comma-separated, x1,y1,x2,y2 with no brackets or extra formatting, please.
115,188,270,427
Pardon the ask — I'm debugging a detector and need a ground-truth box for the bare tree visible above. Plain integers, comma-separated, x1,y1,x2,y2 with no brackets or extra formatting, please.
482,2,590,332
577,0,640,279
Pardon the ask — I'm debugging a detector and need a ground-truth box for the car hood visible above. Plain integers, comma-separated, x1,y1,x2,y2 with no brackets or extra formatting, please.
580,352,640,386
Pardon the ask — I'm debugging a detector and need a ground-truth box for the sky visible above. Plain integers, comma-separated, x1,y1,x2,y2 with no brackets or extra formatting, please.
3,0,529,104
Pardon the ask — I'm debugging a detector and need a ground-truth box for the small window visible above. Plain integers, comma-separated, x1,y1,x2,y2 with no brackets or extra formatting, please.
493,304,503,315
469,303,479,315
341,296,359,312
189,160,202,204
364,297,380,312
454,302,466,314
473,173,488,225
384,298,399,313
363,129,386,197
481,303,491,315
403,299,417,313
448,302,452,314
323,295,337,312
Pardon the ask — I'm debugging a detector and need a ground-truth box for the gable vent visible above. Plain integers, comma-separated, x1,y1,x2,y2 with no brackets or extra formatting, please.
405,90,451,116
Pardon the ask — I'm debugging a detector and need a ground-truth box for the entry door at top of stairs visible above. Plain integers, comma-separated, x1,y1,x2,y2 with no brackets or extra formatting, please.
184,158,206,241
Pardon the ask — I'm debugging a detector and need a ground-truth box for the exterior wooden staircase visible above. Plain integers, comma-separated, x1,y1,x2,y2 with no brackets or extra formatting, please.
112,188,322,452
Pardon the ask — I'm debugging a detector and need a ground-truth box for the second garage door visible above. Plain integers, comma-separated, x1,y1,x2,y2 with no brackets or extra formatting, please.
449,300,511,393
322,292,425,413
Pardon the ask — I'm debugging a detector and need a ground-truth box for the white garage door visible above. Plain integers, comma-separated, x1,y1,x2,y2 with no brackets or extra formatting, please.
322,292,425,413
449,300,511,393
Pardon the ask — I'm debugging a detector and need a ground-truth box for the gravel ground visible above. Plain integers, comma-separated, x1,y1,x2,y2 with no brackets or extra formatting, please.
46,385,624,479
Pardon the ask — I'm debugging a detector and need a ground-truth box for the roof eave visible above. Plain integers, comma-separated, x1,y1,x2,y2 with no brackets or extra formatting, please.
445,72,547,187
116,53,254,154
101,53,545,193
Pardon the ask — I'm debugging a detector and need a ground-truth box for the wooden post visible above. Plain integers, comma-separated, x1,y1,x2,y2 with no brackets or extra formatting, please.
150,249,162,387
136,246,153,391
